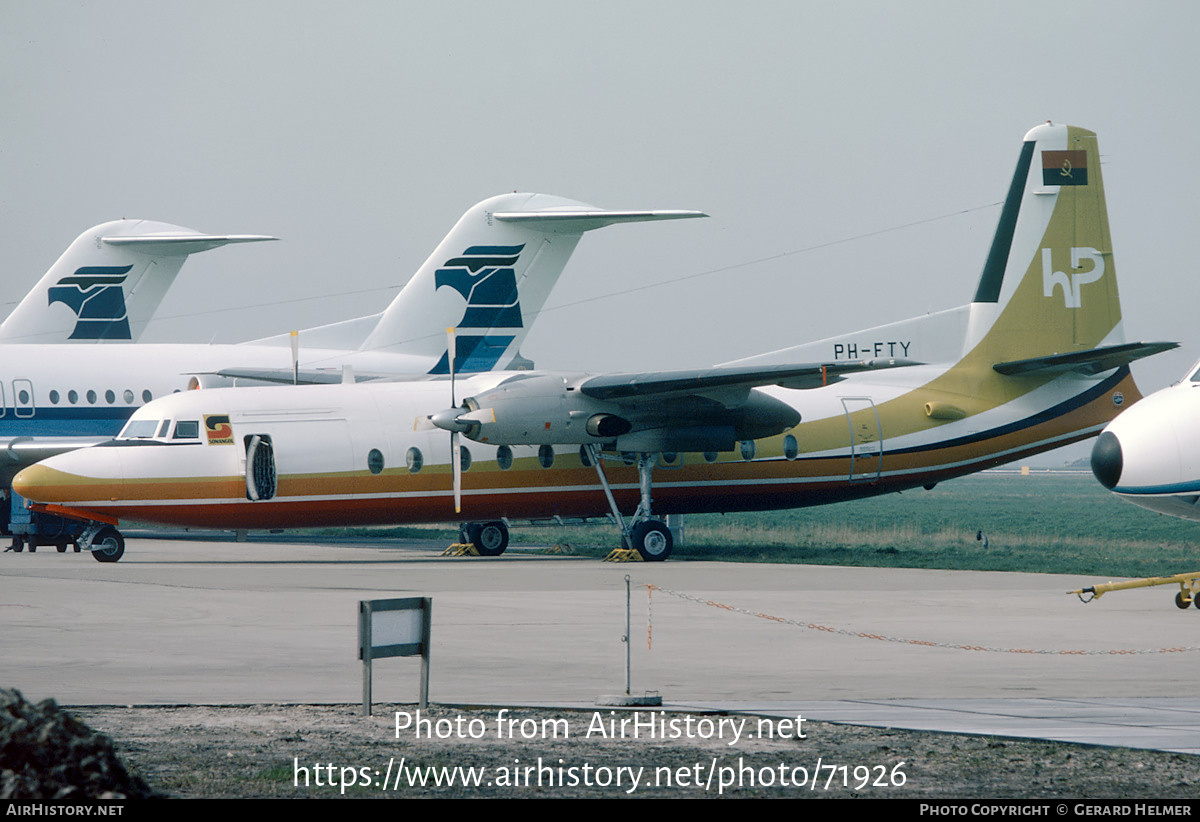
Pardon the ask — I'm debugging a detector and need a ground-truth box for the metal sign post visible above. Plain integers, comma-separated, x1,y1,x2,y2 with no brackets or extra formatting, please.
358,597,432,716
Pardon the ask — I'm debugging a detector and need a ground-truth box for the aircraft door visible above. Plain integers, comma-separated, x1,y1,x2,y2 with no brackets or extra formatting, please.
244,434,277,501
841,397,882,482
13,380,34,418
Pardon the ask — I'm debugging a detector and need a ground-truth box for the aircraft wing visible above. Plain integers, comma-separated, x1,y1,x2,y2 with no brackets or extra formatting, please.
0,437,110,486
578,358,919,400
1,437,110,465
443,358,918,453
992,342,1178,377
199,368,392,386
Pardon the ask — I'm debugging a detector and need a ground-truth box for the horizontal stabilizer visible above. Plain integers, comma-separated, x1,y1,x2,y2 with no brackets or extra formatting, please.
492,209,707,233
992,342,1178,377
103,234,277,254
580,359,918,401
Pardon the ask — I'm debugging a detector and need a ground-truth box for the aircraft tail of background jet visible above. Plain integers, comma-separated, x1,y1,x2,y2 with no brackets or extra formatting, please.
355,193,705,373
0,220,276,345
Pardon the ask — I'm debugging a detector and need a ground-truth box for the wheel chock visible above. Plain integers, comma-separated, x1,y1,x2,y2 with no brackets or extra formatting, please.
603,548,644,562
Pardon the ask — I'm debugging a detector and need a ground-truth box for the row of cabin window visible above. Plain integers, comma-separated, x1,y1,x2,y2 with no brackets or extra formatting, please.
395,435,802,474
44,388,155,406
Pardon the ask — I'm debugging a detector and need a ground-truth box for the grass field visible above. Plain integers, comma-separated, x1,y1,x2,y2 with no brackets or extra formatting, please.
332,471,1200,577
367,471,1200,578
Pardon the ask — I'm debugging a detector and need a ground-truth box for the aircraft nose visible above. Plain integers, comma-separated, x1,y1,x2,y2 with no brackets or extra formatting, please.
12,463,62,503
1091,430,1123,490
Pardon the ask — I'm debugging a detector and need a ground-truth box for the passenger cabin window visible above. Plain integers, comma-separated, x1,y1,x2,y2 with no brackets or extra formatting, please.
173,420,200,439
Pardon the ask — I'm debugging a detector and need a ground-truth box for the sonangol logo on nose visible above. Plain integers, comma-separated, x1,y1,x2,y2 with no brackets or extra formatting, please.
47,265,133,340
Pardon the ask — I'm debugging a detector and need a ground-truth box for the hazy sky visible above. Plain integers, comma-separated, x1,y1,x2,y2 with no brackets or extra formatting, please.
4,1,1198,463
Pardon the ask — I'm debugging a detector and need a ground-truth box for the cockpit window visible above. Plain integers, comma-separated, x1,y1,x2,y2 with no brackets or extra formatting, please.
156,419,171,437
173,420,200,439
1190,364,1200,382
120,420,161,439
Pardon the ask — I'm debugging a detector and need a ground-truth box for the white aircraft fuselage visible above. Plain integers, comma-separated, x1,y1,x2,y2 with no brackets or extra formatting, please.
1091,368,1200,521
12,123,1175,561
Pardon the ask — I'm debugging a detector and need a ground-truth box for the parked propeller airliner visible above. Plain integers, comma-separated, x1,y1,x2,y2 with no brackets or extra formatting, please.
0,196,703,545
14,123,1174,563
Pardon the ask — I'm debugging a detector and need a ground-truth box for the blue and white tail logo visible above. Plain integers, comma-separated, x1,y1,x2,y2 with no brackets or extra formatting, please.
47,265,133,340
429,245,525,374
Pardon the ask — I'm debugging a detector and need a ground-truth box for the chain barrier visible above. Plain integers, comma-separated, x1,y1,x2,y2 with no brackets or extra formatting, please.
643,584,1200,656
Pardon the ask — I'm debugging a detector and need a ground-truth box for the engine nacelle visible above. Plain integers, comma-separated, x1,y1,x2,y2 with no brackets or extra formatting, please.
458,374,624,446
447,372,802,450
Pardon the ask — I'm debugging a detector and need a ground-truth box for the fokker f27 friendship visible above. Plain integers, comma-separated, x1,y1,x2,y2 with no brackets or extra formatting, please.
0,197,702,546
14,123,1175,562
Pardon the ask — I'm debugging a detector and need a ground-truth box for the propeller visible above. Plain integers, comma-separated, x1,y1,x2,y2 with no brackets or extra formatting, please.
448,328,462,514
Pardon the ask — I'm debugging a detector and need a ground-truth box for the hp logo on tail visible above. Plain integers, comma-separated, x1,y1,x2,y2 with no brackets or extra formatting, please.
1042,247,1104,309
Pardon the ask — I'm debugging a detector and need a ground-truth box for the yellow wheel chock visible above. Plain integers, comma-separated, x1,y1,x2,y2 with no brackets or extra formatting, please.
603,548,644,562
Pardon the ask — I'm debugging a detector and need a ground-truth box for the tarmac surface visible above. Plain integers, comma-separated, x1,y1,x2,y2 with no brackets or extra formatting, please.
4,534,1199,755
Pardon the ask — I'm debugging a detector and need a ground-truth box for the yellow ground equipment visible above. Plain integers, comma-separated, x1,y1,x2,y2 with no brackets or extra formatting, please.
1070,572,1200,610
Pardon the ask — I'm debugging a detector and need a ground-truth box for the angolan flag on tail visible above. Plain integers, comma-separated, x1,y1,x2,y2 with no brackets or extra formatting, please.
1042,149,1088,186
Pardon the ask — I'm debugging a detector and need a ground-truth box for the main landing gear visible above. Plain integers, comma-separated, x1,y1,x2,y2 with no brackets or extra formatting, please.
585,445,673,561
458,520,509,556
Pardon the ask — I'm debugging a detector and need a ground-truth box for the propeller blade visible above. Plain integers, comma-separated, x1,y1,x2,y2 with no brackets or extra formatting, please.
447,327,457,407
413,415,438,432
447,328,463,513
452,431,462,514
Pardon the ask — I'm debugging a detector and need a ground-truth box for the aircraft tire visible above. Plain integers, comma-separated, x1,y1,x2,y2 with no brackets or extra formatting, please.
1175,592,1192,610
92,527,125,563
56,542,67,553
472,521,509,557
11,538,23,553
631,520,672,562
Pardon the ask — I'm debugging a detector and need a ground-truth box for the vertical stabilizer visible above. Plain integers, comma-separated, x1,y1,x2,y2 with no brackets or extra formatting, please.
0,220,275,343
963,123,1123,362
357,193,705,373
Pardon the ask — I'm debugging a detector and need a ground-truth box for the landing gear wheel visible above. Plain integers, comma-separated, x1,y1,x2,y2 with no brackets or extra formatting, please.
630,520,672,562
56,542,67,553
11,538,23,553
1176,592,1193,610
92,527,125,563
471,521,509,557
